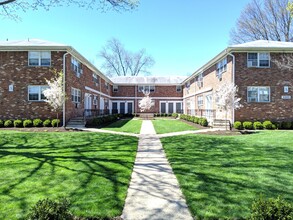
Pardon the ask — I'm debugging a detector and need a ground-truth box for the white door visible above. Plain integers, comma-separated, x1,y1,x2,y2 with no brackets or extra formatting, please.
100,97,104,113
205,94,213,118
84,93,92,116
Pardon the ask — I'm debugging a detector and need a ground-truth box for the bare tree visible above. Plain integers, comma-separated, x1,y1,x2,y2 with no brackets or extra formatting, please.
100,38,155,77
0,0,139,20
230,0,293,44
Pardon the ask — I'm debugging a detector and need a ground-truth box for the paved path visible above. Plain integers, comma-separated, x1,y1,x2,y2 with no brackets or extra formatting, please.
121,120,193,220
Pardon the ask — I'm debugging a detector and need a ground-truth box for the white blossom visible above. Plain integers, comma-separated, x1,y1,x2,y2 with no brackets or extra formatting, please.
215,82,242,111
139,91,154,112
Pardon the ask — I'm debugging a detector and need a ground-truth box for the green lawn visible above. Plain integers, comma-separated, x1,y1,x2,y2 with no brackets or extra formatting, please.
152,119,198,134
0,131,138,219
161,131,293,219
102,119,142,134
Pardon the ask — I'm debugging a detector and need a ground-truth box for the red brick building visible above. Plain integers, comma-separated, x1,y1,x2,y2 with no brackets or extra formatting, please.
1,39,292,125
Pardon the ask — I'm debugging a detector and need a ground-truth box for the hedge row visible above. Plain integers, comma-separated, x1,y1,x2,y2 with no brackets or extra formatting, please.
0,119,61,128
86,114,119,127
154,113,173,117
180,114,208,127
234,120,293,130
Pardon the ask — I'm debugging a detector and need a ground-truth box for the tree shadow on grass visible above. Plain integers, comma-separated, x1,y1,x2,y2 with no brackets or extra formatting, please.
161,133,293,219
0,132,138,219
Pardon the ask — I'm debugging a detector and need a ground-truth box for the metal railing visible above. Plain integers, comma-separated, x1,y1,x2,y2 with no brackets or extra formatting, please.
84,109,113,118
186,109,216,119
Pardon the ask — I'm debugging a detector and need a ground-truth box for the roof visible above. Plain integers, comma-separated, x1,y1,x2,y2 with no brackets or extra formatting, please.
110,76,186,85
0,38,67,47
230,40,293,49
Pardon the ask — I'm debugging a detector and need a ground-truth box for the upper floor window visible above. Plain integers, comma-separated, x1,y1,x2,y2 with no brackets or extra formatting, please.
216,57,227,79
247,52,270,68
138,85,155,93
28,85,49,101
247,86,270,102
197,73,203,88
105,82,109,90
176,85,182,92
71,57,82,77
28,51,51,66
71,87,81,103
93,73,99,84
197,95,203,107
113,85,118,92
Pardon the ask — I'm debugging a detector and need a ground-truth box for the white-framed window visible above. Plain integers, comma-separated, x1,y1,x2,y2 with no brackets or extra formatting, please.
284,86,289,93
216,57,227,78
197,95,203,107
247,86,270,102
93,73,99,84
105,82,109,90
247,52,270,67
138,85,155,93
197,73,203,88
71,87,81,103
71,57,82,77
28,85,49,101
93,96,98,105
176,85,182,92
113,85,118,92
28,51,51,66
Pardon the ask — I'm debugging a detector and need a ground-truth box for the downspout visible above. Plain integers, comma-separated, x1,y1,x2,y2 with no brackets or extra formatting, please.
226,50,235,124
63,52,69,127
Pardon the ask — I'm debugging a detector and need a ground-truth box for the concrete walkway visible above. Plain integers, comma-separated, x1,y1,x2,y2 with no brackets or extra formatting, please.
121,120,193,220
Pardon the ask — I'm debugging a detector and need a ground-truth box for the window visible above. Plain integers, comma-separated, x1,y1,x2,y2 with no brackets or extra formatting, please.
71,88,81,103
93,73,99,84
216,57,227,78
28,85,49,101
247,86,270,102
197,95,203,107
113,85,118,92
284,86,289,93
71,57,82,77
105,82,109,90
28,51,51,66
176,85,182,92
247,53,270,67
138,85,155,93
197,73,203,88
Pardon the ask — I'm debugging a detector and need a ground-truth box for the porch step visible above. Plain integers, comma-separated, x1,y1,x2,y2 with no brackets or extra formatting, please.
213,119,231,129
66,117,86,127
140,113,154,120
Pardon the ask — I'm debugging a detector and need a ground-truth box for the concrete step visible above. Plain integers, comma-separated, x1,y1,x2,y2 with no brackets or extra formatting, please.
140,113,154,120
213,119,230,128
66,117,86,127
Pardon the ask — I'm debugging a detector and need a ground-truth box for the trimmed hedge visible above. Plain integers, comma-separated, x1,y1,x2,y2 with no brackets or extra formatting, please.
23,119,33,128
243,121,253,130
179,114,208,127
51,119,61,127
4,120,13,127
43,119,51,127
14,119,23,128
0,119,3,128
33,119,43,127
234,121,242,130
253,121,263,130
263,120,273,130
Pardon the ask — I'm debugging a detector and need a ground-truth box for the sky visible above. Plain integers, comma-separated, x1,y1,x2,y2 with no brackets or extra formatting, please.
0,0,251,77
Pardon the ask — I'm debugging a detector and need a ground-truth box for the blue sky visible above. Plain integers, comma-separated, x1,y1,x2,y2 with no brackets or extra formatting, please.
1,0,251,76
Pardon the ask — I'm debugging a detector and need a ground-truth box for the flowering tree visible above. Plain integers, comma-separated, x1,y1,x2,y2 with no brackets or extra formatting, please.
139,91,154,112
214,82,242,130
43,70,65,127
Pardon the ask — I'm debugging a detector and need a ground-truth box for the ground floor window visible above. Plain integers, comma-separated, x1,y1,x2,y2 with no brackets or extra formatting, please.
28,85,49,101
71,87,81,103
247,86,270,102
160,101,182,114
112,101,134,114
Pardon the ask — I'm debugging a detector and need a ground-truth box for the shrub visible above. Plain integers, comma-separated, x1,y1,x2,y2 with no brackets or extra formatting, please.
200,118,208,127
172,113,178,118
0,119,3,127
43,119,51,127
243,121,253,130
253,121,263,130
281,121,292,129
273,122,281,130
272,124,277,130
52,119,61,127
14,119,23,128
33,119,43,127
263,120,273,130
193,117,199,124
234,121,242,130
23,119,33,128
27,198,72,220
4,120,13,127
250,196,293,220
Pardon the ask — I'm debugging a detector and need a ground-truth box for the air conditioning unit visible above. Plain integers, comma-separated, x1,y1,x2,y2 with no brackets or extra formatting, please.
93,98,98,105
197,80,203,88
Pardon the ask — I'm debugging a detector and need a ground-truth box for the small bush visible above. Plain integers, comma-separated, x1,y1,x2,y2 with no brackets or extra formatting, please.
263,120,273,130
14,119,23,128
200,118,208,127
250,196,293,220
172,113,178,118
243,121,253,130
23,119,33,128
234,121,242,130
0,119,3,127
52,119,61,127
27,198,72,220
281,121,292,129
253,121,263,130
33,119,43,127
4,120,13,127
193,117,199,124
43,119,51,127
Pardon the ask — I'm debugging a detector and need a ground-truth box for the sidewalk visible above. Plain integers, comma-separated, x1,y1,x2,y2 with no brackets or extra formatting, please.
121,120,193,220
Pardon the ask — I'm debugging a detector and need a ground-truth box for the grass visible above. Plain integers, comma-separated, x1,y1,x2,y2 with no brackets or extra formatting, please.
152,119,198,134
161,131,293,219
0,131,138,219
102,119,142,134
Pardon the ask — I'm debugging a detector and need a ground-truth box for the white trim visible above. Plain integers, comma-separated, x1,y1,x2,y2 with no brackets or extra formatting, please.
85,86,111,99
159,101,183,114
183,87,213,99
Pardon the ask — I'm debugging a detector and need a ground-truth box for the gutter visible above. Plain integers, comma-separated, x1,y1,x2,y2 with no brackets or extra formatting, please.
226,50,236,124
62,52,70,127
